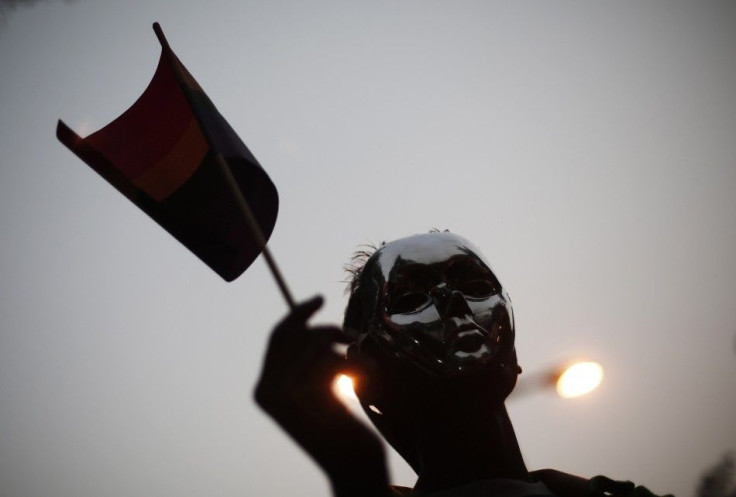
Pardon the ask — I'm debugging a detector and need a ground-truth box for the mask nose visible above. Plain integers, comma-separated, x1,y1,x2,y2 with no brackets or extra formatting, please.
430,283,473,321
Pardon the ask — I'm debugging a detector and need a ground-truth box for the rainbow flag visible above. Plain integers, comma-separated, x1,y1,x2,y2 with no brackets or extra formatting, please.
57,23,278,282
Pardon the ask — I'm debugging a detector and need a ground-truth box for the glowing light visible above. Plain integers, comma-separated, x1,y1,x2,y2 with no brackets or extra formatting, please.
333,374,358,402
77,118,95,137
556,362,604,398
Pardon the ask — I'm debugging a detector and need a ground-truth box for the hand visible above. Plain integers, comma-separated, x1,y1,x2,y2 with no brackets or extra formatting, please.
254,296,389,497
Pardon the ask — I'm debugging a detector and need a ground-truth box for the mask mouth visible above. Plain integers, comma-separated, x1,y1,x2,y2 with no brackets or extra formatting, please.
446,308,507,358
453,328,487,353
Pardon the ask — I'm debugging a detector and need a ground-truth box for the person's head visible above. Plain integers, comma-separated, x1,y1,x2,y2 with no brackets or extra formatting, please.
344,231,520,402
345,231,519,379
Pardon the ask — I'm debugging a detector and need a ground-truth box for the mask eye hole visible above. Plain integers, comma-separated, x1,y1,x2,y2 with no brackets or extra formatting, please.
456,279,498,299
390,292,431,314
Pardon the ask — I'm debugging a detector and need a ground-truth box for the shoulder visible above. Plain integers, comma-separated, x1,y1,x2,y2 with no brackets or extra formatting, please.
530,469,674,497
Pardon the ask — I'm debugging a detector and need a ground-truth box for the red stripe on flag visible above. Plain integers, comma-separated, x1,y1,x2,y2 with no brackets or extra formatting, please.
85,54,200,180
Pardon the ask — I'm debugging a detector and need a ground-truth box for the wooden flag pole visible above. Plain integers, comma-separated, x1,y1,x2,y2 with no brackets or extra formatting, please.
214,154,296,309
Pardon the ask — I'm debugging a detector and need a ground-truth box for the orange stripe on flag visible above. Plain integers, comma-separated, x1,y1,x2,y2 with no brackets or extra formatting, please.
132,118,208,201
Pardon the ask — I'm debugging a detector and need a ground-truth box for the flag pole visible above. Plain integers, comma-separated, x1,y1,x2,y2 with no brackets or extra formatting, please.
214,154,296,309
152,22,295,309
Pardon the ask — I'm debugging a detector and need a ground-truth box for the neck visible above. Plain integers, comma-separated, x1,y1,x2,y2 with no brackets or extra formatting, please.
408,386,528,493
355,338,527,493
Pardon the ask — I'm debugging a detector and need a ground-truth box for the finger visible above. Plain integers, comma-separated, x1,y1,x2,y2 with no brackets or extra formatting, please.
272,296,324,339
258,348,346,396
284,295,324,324
589,476,635,497
304,350,349,379
280,351,350,398
308,325,353,345
262,327,349,380
271,325,348,352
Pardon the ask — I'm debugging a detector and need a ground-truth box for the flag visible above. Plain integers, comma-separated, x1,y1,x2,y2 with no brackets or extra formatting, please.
57,23,278,282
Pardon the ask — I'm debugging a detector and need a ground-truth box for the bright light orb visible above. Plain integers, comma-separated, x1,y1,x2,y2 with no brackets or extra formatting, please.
556,362,604,399
333,374,358,401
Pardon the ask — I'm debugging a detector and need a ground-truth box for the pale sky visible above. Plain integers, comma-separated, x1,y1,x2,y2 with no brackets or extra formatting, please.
1,2,735,497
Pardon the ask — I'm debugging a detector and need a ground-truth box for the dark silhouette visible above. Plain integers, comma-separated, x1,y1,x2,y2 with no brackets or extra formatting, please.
255,232,672,497
698,453,736,497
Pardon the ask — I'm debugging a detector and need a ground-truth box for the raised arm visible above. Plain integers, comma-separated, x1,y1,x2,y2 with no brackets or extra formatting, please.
254,296,390,497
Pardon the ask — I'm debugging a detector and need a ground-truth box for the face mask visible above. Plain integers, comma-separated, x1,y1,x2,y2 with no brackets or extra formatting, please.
349,232,518,380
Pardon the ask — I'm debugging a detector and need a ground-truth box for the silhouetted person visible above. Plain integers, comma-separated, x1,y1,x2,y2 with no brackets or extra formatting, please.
255,232,670,497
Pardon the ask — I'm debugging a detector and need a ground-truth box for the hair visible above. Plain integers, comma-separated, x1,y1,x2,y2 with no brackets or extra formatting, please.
343,229,447,296
342,230,451,336
343,243,379,297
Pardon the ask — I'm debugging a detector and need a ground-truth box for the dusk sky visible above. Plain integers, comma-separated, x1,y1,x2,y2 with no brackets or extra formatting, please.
1,2,735,497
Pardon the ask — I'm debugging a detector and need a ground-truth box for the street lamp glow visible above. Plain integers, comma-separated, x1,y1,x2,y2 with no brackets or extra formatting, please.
333,374,358,401
556,362,604,398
